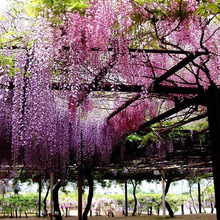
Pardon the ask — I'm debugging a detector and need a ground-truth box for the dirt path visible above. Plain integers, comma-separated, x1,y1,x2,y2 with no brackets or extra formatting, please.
0,213,217,220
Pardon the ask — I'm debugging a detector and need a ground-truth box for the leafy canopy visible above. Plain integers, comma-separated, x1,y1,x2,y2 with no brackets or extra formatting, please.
24,0,90,17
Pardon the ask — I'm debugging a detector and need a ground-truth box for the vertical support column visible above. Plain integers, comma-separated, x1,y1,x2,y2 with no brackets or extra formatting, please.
161,170,166,218
50,172,54,220
198,181,201,213
125,180,128,216
38,176,42,218
207,87,220,220
78,170,83,220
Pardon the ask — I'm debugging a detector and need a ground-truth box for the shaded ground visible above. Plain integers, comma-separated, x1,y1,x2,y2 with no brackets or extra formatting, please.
0,214,217,220
88,213,216,219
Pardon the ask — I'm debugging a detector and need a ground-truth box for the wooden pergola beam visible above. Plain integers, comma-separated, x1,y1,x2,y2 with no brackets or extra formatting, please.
93,84,142,93
153,52,208,86
159,113,207,133
107,94,141,120
105,85,202,120
2,44,207,56
104,51,207,120
137,95,201,131
91,48,208,55
4,82,202,95
152,85,202,95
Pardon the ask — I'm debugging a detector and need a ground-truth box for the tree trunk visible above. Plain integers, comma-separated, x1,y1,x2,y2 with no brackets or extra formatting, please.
15,208,18,218
43,185,50,217
181,204,184,215
157,204,160,215
78,171,83,220
38,177,42,218
198,181,202,213
164,179,174,218
211,202,214,213
131,180,137,216
65,208,68,218
189,182,197,213
53,182,62,220
207,87,220,220
124,180,128,216
82,172,94,220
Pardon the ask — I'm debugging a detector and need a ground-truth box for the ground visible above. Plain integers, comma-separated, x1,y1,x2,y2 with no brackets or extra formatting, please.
0,213,216,220
86,213,216,219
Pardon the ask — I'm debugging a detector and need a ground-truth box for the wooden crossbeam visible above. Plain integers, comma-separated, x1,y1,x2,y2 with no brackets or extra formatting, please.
50,82,143,93
104,85,201,121
152,84,202,95
96,84,142,93
104,51,208,120
107,94,141,120
153,52,208,86
137,95,201,131
3,82,202,95
2,44,207,56
159,113,207,133
91,48,208,55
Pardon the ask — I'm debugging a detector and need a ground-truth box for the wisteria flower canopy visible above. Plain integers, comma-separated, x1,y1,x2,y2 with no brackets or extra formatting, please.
0,0,219,178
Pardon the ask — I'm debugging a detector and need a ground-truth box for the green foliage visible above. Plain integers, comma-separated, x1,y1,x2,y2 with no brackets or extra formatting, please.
187,169,213,184
126,130,160,149
1,188,215,216
203,184,215,203
128,186,142,194
196,1,220,17
138,131,158,148
137,192,190,213
126,133,142,142
195,120,209,131
96,179,115,189
53,190,190,215
68,1,90,14
24,0,90,18
0,193,39,215
135,0,165,5
131,13,143,23
0,22,23,48
135,0,148,6
168,130,190,143
0,54,22,78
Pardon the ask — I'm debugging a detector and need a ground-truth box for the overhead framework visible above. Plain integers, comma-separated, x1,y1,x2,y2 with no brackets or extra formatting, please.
104,50,208,124
0,48,211,169
0,46,213,220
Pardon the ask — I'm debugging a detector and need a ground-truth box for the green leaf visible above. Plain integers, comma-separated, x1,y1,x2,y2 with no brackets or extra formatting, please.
196,5,206,15
127,133,142,142
135,0,147,5
68,2,90,13
0,16,6,21
131,13,142,22
207,2,220,13
196,2,220,17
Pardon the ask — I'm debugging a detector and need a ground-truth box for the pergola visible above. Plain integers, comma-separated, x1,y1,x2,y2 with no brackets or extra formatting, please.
62,49,212,218
0,45,217,220
57,48,215,220
1,1,220,220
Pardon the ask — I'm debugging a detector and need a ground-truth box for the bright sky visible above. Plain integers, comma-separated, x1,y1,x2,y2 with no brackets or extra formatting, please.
0,0,9,12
